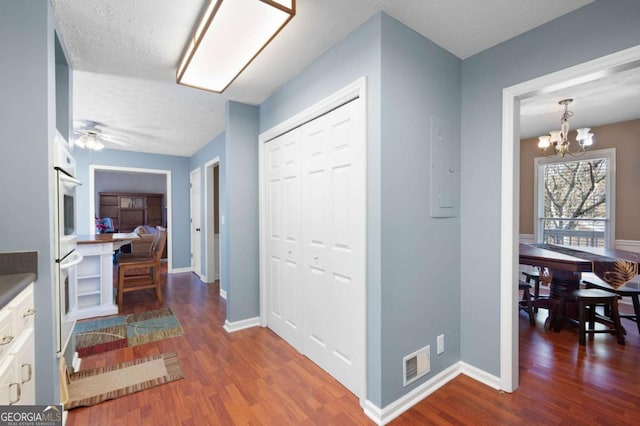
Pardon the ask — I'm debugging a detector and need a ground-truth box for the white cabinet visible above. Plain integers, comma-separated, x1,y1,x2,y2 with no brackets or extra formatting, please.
0,283,35,405
70,242,119,320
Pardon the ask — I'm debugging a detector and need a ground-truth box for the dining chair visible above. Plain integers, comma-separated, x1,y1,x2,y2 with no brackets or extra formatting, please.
116,226,166,306
558,288,625,346
582,272,640,334
519,280,535,326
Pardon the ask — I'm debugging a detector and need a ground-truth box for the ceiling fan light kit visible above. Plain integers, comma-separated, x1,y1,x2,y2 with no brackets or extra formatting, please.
537,98,594,158
75,131,104,151
176,0,296,93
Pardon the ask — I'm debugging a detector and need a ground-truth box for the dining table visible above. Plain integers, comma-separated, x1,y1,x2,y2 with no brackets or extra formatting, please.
518,243,640,330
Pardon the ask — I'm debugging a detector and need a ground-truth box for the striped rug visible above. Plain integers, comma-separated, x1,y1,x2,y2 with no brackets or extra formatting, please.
74,307,184,357
64,352,184,410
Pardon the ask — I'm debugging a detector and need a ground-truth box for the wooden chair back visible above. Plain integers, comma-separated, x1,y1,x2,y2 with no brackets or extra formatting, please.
151,227,167,260
116,226,167,306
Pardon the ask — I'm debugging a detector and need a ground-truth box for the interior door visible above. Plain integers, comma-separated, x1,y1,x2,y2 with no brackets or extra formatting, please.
263,97,365,397
265,128,304,351
301,98,365,397
190,168,202,277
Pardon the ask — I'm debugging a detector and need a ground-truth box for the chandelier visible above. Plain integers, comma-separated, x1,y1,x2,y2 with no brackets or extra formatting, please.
537,98,594,158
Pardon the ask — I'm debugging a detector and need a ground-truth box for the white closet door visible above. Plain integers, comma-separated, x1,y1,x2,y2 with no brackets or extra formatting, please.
263,97,365,398
301,98,365,396
265,128,304,351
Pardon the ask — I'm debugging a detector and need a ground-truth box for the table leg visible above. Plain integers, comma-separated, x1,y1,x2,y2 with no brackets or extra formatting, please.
546,270,582,331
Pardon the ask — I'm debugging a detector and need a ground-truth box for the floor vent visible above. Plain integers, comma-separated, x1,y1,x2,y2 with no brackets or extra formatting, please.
403,345,430,387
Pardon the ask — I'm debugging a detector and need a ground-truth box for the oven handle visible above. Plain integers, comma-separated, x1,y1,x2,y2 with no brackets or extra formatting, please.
60,250,83,270
56,168,82,187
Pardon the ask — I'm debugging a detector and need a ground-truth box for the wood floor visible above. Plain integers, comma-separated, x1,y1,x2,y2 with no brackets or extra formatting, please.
67,269,640,425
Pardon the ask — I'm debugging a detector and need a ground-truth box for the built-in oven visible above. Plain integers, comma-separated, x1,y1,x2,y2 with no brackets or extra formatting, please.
53,132,82,354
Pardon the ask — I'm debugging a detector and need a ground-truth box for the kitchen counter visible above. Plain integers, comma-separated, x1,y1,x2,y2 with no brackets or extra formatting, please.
0,250,38,310
0,273,36,310
77,233,138,245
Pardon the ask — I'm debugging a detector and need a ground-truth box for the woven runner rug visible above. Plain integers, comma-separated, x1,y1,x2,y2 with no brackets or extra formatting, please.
532,243,639,289
64,352,184,410
74,307,184,357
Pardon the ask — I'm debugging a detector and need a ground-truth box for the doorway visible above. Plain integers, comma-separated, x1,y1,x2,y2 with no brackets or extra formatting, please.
500,45,640,391
190,167,202,278
204,157,221,285
89,165,173,270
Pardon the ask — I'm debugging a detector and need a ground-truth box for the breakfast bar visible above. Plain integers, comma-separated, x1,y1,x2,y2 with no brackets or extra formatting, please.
70,233,137,320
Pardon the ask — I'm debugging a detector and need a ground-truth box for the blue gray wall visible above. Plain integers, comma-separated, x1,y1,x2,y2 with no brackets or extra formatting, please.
379,14,461,404
0,0,61,404
74,148,191,269
189,132,225,288
460,0,640,375
260,13,384,404
262,12,463,407
224,101,260,322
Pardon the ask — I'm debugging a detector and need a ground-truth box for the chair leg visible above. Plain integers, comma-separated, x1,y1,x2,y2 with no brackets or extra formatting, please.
610,298,625,345
154,264,162,303
525,288,535,326
588,303,596,333
117,266,125,307
631,294,640,334
578,301,587,346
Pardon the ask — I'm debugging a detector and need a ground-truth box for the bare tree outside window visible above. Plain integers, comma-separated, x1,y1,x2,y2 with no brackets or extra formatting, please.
541,158,608,247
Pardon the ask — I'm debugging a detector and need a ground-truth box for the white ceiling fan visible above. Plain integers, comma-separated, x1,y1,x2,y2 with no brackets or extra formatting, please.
73,120,129,151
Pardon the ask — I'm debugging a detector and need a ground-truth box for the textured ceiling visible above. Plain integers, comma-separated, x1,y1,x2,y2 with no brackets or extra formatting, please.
520,67,640,139
52,0,595,156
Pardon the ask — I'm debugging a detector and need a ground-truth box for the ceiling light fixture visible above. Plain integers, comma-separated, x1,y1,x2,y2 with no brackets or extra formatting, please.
176,0,296,93
537,98,594,158
75,131,104,151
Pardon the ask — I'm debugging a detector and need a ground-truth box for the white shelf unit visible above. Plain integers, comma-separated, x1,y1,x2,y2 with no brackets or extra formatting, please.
70,242,119,321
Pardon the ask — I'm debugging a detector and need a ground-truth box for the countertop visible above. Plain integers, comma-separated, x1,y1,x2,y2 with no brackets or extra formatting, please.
0,273,35,310
77,233,138,244
0,251,37,309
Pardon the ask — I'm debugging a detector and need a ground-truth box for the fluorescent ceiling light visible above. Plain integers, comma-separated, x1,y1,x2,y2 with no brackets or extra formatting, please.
177,0,296,93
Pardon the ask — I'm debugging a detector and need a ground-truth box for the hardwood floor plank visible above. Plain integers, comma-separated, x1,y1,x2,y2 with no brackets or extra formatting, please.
67,268,640,425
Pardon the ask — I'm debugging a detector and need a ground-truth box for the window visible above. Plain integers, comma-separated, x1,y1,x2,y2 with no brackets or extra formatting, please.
534,148,615,248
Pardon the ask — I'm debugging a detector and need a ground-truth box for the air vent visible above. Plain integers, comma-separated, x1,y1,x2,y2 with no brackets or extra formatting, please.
403,345,430,387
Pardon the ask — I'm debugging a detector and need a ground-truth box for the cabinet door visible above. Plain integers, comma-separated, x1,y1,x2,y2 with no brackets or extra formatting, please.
0,356,18,406
146,195,163,227
119,209,144,232
11,330,35,405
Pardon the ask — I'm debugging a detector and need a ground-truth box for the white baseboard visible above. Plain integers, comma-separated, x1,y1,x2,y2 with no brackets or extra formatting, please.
519,234,535,244
170,266,192,273
220,288,227,300
361,362,500,425
520,235,640,253
459,361,501,389
615,239,640,253
223,317,260,333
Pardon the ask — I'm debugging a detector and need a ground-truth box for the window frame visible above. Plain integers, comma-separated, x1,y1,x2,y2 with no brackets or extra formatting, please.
533,148,616,248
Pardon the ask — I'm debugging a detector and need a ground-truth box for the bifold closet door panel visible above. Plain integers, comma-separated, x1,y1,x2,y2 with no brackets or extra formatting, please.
264,129,304,351
264,96,365,397
301,98,365,395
